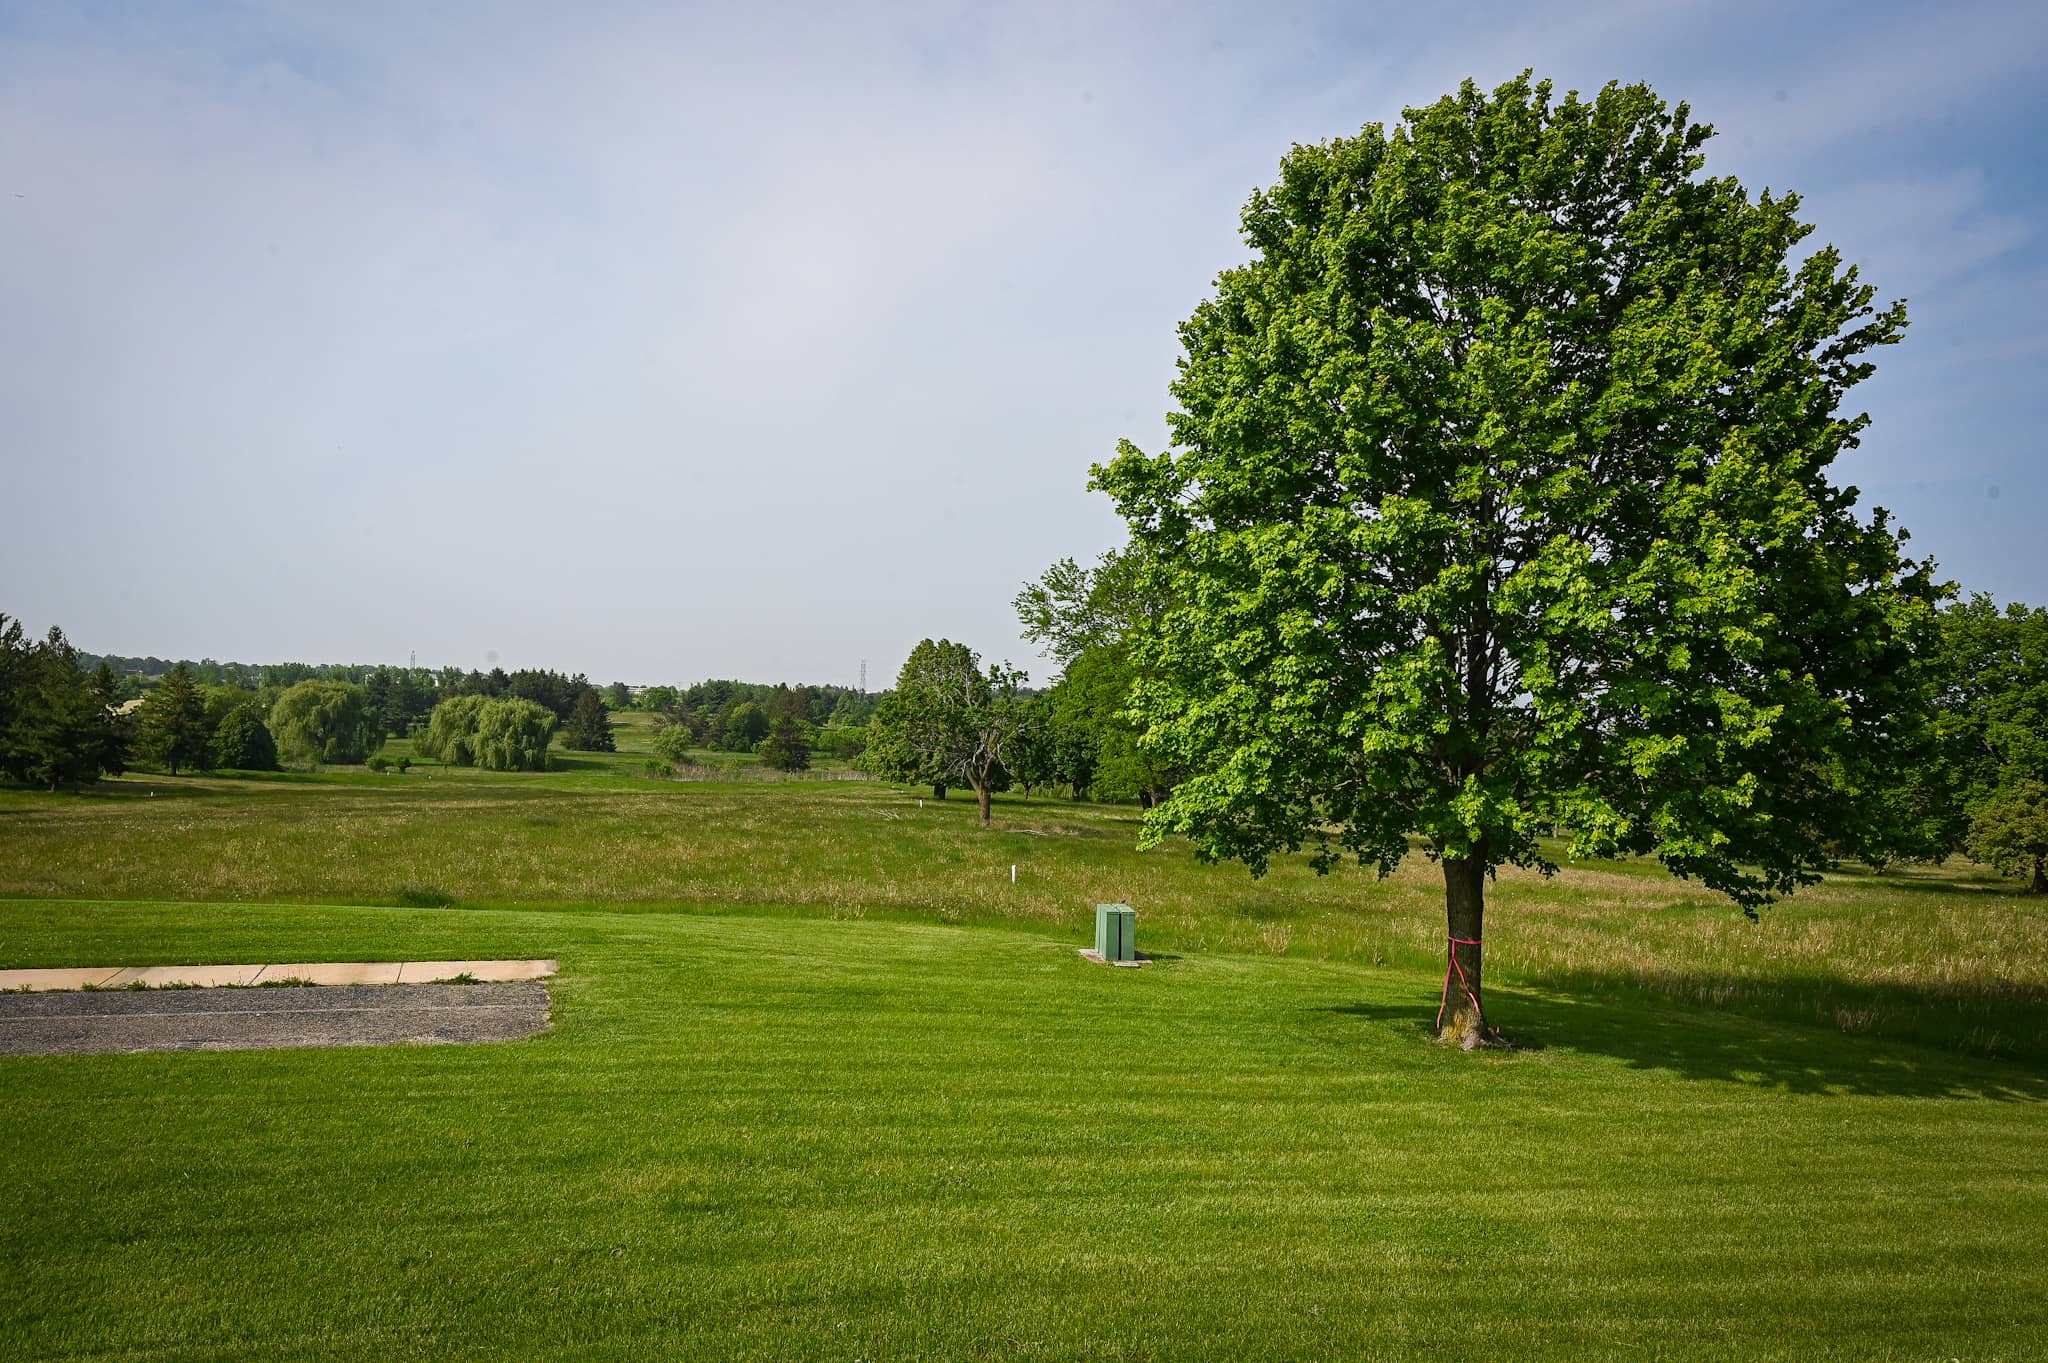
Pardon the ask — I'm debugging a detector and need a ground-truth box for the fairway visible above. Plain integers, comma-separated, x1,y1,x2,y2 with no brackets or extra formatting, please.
3,894,2045,1361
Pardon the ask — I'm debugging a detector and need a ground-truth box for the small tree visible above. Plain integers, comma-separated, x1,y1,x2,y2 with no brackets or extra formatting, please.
137,662,211,776
651,722,698,765
211,704,279,771
758,687,812,772
606,681,633,709
1967,783,2048,894
270,680,377,768
562,688,616,752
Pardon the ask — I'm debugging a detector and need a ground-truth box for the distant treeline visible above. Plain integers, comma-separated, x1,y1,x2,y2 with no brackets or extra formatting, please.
9,628,883,780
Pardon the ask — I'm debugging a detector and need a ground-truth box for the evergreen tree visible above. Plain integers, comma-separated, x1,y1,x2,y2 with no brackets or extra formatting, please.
758,687,812,772
563,687,616,751
89,662,130,778
137,661,211,776
2,625,119,791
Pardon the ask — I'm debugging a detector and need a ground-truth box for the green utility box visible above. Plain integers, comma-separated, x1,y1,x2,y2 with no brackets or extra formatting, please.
1094,903,1136,962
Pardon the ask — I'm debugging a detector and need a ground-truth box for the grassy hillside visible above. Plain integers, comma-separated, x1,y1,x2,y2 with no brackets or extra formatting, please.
1,765,2042,1064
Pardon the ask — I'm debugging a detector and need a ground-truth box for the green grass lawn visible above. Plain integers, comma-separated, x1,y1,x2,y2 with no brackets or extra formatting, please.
2,766,2042,1064
2,765,2046,1359
3,898,2044,1361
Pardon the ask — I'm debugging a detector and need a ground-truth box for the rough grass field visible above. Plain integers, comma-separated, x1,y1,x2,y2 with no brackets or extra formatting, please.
3,753,2046,1359
2,758,2042,1065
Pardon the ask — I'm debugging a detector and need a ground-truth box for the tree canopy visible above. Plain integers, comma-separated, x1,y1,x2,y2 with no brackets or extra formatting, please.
269,680,378,768
137,662,211,776
562,688,616,752
210,704,279,771
1091,74,1940,1044
0,618,128,791
471,698,556,772
866,639,1032,824
758,687,813,773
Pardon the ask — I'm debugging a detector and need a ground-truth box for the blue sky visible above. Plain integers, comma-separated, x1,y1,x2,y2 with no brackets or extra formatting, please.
3,0,2044,684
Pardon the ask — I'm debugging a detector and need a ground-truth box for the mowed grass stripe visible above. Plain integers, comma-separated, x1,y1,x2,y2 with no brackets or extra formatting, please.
1,900,2042,1360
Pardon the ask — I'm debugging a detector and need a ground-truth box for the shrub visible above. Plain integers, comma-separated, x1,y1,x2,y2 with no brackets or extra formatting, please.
366,755,391,773
651,723,697,764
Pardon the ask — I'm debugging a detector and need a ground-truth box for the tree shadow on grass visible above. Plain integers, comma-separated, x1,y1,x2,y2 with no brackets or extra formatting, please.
1325,984,2048,1102
0,779,235,805
1807,863,2019,899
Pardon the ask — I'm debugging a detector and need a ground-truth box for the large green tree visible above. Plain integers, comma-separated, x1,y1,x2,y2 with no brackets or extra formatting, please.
270,680,378,768
210,704,279,771
866,639,1031,825
471,698,556,772
0,621,126,791
417,694,491,765
720,702,770,753
1092,75,1941,1046
1936,596,2048,798
865,639,979,800
137,662,211,776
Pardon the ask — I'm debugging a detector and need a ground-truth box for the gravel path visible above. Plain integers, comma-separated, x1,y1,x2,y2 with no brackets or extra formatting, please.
0,982,551,1055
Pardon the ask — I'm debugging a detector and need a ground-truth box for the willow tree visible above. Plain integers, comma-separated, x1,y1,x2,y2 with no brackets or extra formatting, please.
1092,75,1941,1046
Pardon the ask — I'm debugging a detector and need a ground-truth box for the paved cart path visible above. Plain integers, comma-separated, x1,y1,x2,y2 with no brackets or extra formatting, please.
0,981,552,1055
0,959,557,991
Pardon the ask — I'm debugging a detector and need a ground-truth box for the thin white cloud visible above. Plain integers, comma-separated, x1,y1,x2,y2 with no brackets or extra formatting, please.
2,0,2045,676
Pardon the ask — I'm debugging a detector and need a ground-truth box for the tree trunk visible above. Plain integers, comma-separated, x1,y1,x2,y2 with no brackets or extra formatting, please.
1071,784,1085,802
2033,856,2047,896
1438,856,1489,1048
932,783,946,800
975,782,992,827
